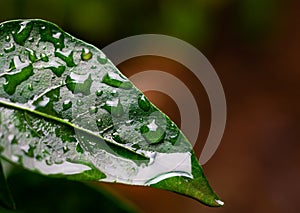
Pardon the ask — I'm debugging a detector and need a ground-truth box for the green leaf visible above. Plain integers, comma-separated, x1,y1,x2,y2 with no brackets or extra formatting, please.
0,19,223,207
0,160,15,210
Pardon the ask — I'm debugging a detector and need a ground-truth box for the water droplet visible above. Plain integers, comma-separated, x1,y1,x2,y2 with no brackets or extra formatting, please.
140,120,166,144
66,72,92,95
96,119,103,127
5,35,10,42
111,89,118,97
32,88,60,116
28,37,34,42
0,53,3,57
138,94,151,111
26,48,37,62
102,73,132,89
3,64,34,95
39,26,65,49
8,134,18,144
47,61,65,77
81,48,93,61
95,89,103,96
76,143,84,153
63,146,70,153
62,99,72,110
102,99,124,117
91,65,97,69
4,43,15,53
76,99,83,106
55,49,76,67
23,145,35,158
40,53,49,62
97,54,108,64
112,132,125,144
28,83,33,91
46,158,53,166
13,21,33,45
89,106,98,114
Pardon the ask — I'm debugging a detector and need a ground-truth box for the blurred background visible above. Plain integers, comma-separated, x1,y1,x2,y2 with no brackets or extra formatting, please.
1,0,299,212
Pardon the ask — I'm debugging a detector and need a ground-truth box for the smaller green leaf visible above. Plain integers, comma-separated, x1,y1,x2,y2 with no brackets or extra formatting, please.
0,160,15,210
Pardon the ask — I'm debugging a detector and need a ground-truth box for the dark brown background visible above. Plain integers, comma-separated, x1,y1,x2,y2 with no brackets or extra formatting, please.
1,0,299,212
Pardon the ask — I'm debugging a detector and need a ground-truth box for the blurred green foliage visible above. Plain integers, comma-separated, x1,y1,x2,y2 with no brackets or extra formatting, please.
0,0,279,49
0,165,138,213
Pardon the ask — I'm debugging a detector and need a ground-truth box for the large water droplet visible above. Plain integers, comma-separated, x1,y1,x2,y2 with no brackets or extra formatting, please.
81,48,93,61
102,73,132,89
138,94,151,111
66,72,92,95
13,21,33,45
55,49,76,67
3,64,34,95
102,98,124,117
4,43,15,53
140,120,166,144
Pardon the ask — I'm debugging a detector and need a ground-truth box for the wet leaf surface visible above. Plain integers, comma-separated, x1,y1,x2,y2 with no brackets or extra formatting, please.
0,19,222,207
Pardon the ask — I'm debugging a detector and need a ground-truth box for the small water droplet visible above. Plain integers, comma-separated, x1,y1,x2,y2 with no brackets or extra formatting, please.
89,106,98,114
76,143,84,153
5,35,10,42
28,37,34,42
8,134,18,144
102,73,132,89
40,53,49,62
48,62,65,77
4,43,15,53
26,48,37,62
96,119,103,127
97,54,108,64
112,132,125,144
46,158,53,165
102,99,124,117
41,26,46,30
96,89,103,96
66,72,92,95
62,99,72,110
138,94,151,111
140,120,166,144
111,89,118,97
76,99,83,106
0,53,3,57
55,49,76,67
63,146,70,153
81,48,93,61
28,83,33,91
